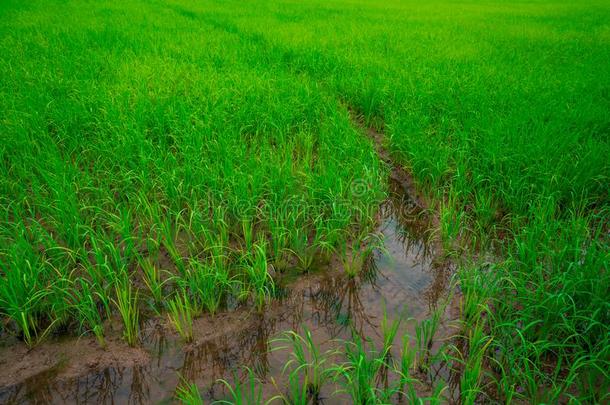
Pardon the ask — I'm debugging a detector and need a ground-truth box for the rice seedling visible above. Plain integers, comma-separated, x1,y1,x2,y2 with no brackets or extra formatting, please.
240,216,256,253
241,241,275,312
138,256,170,310
176,379,204,405
332,334,397,404
68,278,106,347
215,368,275,405
88,233,129,302
159,212,186,274
396,334,419,403
380,308,402,358
113,283,140,347
0,227,59,347
206,206,231,256
459,323,493,405
414,309,442,373
267,217,291,272
289,225,318,273
435,192,468,252
275,376,308,405
427,381,448,405
338,231,384,277
185,259,231,316
167,289,195,343
272,326,336,403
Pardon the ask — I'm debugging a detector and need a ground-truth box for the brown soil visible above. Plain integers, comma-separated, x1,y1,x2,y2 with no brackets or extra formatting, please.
0,335,149,388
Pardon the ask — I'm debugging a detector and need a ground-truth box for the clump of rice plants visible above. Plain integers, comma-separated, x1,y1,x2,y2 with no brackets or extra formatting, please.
139,256,170,310
68,278,107,347
0,220,60,347
167,289,195,343
159,213,187,274
414,307,442,373
273,326,336,403
332,334,398,404
215,307,457,403
216,368,275,405
113,283,140,347
267,213,292,272
185,259,231,316
175,378,203,405
241,241,275,312
338,231,384,277
397,334,419,403
380,306,402,358
459,322,493,405
0,261,52,347
289,222,319,273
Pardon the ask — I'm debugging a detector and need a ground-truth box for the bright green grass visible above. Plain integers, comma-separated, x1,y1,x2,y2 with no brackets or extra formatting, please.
1,0,609,403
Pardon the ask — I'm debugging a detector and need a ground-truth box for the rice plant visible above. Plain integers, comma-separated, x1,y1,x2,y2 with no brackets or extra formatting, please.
113,283,140,347
0,228,60,347
332,334,397,404
267,215,291,272
240,216,256,253
396,334,419,403
167,290,195,343
272,326,336,403
380,309,402,358
215,368,275,405
159,212,186,274
414,308,442,373
139,256,169,310
176,378,204,405
460,323,493,405
241,241,275,312
186,259,231,316
289,225,318,273
338,231,384,278
68,278,107,347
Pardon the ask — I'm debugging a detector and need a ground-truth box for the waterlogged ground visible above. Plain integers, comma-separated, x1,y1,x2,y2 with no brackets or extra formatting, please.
0,180,457,404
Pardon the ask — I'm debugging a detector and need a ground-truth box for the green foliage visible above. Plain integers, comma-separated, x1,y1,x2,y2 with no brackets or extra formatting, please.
186,259,231,316
0,0,607,402
333,334,399,404
113,283,140,347
241,242,276,312
67,278,107,347
139,256,169,310
167,289,195,343
215,368,274,405
273,326,336,403
176,378,204,405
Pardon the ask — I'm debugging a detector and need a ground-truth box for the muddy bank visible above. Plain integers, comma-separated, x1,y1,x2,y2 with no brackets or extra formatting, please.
0,335,149,402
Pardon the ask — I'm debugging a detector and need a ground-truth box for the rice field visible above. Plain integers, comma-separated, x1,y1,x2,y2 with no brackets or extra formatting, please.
1,0,608,403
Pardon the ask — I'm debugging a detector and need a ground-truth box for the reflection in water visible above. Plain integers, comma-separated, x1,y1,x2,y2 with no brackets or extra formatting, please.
0,184,454,404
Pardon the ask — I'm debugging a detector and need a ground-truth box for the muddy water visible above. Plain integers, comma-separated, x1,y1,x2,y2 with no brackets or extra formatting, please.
0,181,455,404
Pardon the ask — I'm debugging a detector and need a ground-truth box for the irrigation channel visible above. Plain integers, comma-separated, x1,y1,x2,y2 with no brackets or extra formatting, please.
0,121,458,404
